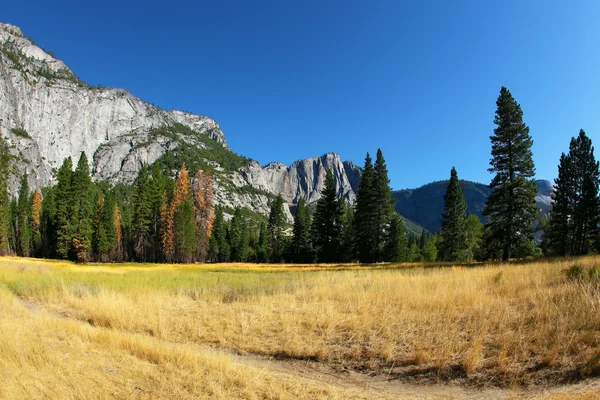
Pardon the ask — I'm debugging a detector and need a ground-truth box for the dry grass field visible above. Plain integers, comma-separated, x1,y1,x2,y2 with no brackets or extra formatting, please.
0,256,599,399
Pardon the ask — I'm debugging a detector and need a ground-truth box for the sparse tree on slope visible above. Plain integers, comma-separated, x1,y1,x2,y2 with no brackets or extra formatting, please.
483,87,538,260
439,167,468,261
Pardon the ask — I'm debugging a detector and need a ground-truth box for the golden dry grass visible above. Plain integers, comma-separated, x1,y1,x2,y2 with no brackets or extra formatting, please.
0,256,599,399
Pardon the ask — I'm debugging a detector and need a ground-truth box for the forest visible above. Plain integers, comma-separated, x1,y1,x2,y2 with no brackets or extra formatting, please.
0,87,598,265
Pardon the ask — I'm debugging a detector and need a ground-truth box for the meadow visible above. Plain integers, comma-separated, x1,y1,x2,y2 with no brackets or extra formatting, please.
0,256,599,399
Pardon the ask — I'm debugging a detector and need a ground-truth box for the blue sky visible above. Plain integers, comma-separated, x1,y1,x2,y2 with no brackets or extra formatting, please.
3,0,599,189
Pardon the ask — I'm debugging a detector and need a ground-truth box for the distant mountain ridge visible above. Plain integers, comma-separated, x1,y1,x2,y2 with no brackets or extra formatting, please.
393,179,553,233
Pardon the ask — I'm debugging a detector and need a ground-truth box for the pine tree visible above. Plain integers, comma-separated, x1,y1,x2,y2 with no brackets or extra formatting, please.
339,198,355,262
483,87,538,260
93,196,105,256
71,152,94,262
546,152,575,256
291,197,313,263
311,170,343,263
267,195,286,262
547,130,600,255
8,198,17,254
464,214,484,261
31,188,42,256
192,169,215,263
256,221,268,263
0,138,10,255
384,213,408,262
439,167,468,261
132,164,152,261
373,149,393,261
173,195,196,263
229,207,249,262
95,195,117,261
209,205,230,262
17,173,31,257
113,204,123,262
354,153,378,263
421,236,438,262
160,191,173,261
570,130,600,254
149,163,167,262
55,157,73,259
166,165,196,263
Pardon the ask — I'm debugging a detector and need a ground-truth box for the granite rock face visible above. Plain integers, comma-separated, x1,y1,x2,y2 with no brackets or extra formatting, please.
0,22,362,221
0,22,226,190
239,153,361,205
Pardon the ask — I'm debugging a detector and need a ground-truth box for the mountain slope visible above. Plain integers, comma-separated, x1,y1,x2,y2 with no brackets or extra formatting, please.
0,22,363,222
393,179,553,232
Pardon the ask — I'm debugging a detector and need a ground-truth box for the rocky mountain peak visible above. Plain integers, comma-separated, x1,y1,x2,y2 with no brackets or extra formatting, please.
0,22,228,191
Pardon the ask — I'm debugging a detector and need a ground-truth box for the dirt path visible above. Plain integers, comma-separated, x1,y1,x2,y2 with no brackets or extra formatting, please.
13,296,600,400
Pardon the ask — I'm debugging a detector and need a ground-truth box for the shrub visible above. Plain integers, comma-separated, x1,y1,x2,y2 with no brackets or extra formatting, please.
492,271,506,285
10,127,31,139
588,265,600,282
563,265,585,281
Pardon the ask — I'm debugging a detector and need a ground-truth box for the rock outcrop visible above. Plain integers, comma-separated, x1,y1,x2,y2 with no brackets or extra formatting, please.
0,22,226,190
238,153,360,205
0,22,361,221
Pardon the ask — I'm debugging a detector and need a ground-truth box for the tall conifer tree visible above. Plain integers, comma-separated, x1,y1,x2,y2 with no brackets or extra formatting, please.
17,173,31,257
373,149,393,260
439,167,468,261
483,87,538,260
192,169,215,262
267,195,286,262
0,138,10,255
55,157,73,259
546,152,575,256
291,197,313,263
71,152,94,262
229,207,249,262
384,213,408,262
311,170,343,263
31,188,42,256
570,130,600,254
132,164,152,261
354,153,378,263
547,130,600,255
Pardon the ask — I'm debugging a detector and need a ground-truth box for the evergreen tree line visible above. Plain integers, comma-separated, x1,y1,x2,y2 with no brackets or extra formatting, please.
436,87,600,262
0,150,216,263
0,87,597,263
